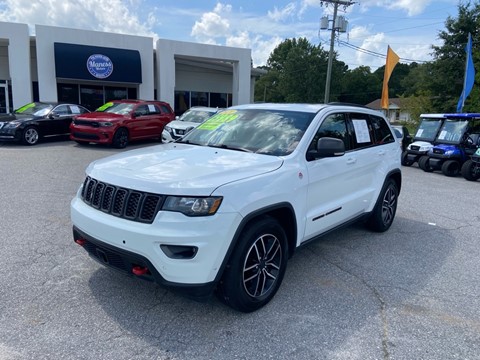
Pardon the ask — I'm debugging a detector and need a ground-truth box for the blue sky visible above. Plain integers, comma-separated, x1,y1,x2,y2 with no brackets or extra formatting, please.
0,0,459,69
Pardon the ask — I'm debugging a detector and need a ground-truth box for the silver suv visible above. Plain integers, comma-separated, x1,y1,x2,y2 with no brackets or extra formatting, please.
71,103,401,312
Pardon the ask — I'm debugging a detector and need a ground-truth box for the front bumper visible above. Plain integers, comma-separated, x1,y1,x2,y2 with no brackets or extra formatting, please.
70,126,114,144
71,194,242,289
0,128,21,142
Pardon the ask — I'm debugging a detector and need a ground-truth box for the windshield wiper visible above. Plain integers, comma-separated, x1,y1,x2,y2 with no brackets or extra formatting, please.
177,139,203,146
207,144,253,153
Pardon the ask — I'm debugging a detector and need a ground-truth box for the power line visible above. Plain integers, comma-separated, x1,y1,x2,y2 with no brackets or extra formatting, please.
338,40,430,64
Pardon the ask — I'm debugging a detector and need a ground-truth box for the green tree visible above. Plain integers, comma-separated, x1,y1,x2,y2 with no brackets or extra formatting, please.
338,65,380,105
429,1,480,112
254,38,346,103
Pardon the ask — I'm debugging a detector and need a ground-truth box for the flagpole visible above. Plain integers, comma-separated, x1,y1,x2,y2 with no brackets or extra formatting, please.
459,33,472,113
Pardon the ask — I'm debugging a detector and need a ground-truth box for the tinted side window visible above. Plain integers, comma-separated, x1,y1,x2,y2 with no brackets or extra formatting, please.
135,105,149,116
370,115,395,145
160,105,172,114
349,113,374,149
308,113,350,153
54,105,70,115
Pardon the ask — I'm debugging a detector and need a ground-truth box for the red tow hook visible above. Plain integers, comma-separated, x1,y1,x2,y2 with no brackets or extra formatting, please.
132,266,150,276
75,239,87,246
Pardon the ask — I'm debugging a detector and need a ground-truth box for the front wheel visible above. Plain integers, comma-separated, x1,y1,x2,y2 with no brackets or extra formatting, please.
461,160,480,181
418,156,433,172
112,128,129,149
217,216,288,312
22,126,40,145
441,160,460,177
401,151,413,166
366,178,398,232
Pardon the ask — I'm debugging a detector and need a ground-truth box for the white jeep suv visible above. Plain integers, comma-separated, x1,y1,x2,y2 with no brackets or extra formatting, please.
71,103,401,312
162,106,220,143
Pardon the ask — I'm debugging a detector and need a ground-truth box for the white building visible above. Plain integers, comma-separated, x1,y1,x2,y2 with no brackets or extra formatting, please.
0,22,263,114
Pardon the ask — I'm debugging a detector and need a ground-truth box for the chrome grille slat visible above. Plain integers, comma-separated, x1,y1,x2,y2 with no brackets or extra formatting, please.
81,176,163,223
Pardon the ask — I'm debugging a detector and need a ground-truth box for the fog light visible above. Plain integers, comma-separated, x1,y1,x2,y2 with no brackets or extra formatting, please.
160,245,198,259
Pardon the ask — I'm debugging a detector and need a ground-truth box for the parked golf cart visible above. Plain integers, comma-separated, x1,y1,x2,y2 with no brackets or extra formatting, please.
461,147,480,181
401,114,445,166
419,113,480,176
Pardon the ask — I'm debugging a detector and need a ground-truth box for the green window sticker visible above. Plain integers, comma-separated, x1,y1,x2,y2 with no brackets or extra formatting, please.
16,103,35,113
197,110,238,130
97,102,114,112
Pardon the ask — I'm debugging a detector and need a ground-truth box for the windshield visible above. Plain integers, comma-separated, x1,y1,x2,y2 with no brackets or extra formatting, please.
14,102,53,117
436,119,468,143
96,102,135,115
414,118,443,141
178,109,217,123
179,109,316,156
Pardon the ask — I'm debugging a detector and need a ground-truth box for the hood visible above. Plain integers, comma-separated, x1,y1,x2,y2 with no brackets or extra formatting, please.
410,141,433,147
0,113,35,122
87,143,283,195
75,112,127,121
167,120,200,131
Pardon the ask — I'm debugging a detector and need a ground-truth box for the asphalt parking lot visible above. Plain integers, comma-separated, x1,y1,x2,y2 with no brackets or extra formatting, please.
1,138,479,360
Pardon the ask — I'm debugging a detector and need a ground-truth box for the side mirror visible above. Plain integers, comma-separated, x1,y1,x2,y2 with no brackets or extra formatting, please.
307,137,345,160
49,112,59,119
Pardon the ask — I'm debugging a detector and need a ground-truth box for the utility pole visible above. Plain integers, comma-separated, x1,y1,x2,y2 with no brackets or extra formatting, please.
320,0,355,103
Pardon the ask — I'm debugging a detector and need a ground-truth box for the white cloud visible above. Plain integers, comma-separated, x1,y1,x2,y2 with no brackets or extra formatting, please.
191,12,230,39
267,3,296,21
299,0,322,16
0,0,157,38
358,0,433,16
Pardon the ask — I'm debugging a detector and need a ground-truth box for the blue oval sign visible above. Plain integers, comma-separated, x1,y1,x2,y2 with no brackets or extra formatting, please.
86,54,113,79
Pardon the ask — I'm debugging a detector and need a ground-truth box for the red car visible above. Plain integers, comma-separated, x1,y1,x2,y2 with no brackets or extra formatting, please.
70,100,175,148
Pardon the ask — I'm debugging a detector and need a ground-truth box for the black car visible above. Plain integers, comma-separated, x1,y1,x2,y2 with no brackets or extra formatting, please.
0,102,90,145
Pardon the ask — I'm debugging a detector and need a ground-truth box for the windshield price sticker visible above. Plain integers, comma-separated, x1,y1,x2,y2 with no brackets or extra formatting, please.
416,129,424,137
97,102,114,112
16,103,35,113
197,110,238,130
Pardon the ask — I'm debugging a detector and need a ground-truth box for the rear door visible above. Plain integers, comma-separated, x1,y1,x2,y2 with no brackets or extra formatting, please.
129,104,166,139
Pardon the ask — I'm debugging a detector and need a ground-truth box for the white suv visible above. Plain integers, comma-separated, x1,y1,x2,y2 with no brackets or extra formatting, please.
71,103,401,312
162,106,220,143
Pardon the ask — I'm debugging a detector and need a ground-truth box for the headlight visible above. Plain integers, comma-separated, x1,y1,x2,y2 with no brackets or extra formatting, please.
162,196,222,216
98,122,113,127
4,121,22,128
444,150,454,156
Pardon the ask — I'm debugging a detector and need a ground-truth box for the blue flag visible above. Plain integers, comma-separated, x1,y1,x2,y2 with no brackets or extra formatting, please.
457,33,475,112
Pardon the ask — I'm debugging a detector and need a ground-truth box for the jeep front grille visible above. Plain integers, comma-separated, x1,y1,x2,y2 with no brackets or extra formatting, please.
81,176,163,223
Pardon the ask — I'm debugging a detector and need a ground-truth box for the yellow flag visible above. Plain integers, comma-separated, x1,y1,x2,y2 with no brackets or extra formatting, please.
381,46,400,109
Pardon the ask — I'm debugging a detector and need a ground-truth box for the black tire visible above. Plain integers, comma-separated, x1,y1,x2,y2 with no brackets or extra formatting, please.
418,156,434,172
461,160,480,181
441,160,460,177
217,216,288,312
21,126,40,145
366,178,398,232
401,151,413,166
112,128,129,149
